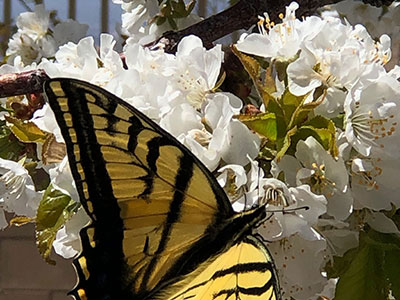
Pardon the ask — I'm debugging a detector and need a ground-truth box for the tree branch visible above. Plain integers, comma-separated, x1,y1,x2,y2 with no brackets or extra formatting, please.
0,69,49,98
151,0,344,53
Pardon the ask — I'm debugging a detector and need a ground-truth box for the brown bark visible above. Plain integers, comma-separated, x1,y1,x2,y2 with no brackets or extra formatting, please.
0,69,49,98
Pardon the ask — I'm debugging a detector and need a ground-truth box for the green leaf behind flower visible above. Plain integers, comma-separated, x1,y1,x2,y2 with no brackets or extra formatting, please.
0,120,25,160
5,116,48,143
329,230,400,300
36,184,80,265
232,46,276,108
236,112,278,141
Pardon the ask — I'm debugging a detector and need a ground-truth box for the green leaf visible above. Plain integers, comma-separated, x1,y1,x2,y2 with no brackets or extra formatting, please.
167,16,178,30
25,162,51,191
367,231,400,299
385,250,400,299
330,231,400,300
278,87,325,131
0,105,12,113
289,95,324,129
326,245,358,278
36,184,80,265
0,120,25,160
331,113,344,130
237,112,278,141
155,15,166,26
259,146,277,161
294,126,332,151
265,97,286,132
276,126,297,161
334,241,386,300
170,0,189,18
366,230,400,251
262,63,277,96
9,216,35,226
280,89,305,124
232,46,275,108
274,56,298,83
159,2,172,21
186,0,196,15
5,115,48,143
293,116,338,157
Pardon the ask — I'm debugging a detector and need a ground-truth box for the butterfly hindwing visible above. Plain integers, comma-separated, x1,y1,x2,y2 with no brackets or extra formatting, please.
167,236,280,300
44,78,281,300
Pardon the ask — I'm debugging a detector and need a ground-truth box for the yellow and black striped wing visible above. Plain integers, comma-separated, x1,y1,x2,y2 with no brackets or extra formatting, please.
166,236,280,300
44,78,234,299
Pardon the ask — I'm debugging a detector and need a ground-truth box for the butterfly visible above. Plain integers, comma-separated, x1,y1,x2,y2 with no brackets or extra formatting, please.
44,78,281,300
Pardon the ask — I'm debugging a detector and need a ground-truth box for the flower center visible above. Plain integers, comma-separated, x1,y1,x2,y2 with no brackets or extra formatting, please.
177,71,208,109
261,186,289,206
302,163,336,196
351,102,397,148
352,157,382,190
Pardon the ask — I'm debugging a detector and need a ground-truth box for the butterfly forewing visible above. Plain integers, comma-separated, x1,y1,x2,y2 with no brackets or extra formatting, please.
45,79,234,299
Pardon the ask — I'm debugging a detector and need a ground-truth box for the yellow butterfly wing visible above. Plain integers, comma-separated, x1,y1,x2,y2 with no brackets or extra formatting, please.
165,236,279,300
44,78,281,300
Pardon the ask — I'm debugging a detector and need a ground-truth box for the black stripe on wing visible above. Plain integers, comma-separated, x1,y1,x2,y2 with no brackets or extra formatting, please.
45,80,133,300
179,261,276,299
140,151,195,289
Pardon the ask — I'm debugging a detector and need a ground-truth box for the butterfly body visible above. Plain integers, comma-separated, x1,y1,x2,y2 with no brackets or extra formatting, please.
44,78,281,300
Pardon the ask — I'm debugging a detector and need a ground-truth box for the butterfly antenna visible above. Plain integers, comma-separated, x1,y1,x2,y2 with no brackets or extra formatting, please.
266,205,309,213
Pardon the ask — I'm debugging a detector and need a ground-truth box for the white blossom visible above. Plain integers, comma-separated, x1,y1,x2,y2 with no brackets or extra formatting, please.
287,19,390,117
274,137,352,220
0,158,43,229
166,35,223,109
258,181,327,241
53,207,91,258
329,0,400,42
113,0,200,45
32,103,63,143
365,211,400,234
6,4,87,66
350,150,400,210
236,2,305,59
344,73,400,157
267,234,328,300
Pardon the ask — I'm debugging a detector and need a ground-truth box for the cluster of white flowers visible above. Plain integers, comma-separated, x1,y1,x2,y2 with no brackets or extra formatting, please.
0,158,43,228
112,0,201,45
6,4,88,65
324,0,400,70
1,2,400,300
233,2,400,299
325,0,400,41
